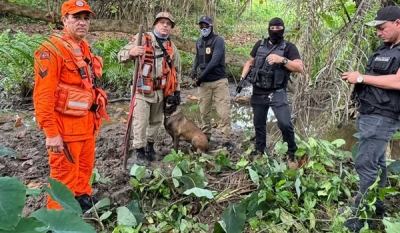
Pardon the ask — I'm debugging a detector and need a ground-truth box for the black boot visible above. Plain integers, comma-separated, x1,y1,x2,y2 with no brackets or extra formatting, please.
75,194,96,213
375,199,386,218
343,217,364,233
135,147,149,166
145,142,158,161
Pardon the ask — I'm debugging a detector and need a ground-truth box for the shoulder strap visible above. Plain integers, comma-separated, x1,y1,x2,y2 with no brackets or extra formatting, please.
155,37,172,68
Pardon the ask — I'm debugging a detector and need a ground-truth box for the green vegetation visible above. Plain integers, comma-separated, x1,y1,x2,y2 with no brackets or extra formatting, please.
2,0,400,232
2,137,400,232
0,30,44,97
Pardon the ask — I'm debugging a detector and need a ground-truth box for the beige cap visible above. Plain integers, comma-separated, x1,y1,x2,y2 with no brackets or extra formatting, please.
153,12,175,28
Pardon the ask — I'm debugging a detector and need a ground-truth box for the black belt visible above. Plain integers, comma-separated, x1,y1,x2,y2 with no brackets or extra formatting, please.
359,104,399,120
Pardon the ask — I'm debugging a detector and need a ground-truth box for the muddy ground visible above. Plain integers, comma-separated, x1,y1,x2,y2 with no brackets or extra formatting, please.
0,85,250,228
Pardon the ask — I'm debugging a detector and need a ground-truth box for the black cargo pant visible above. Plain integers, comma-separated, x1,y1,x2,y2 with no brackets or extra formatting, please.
250,89,297,158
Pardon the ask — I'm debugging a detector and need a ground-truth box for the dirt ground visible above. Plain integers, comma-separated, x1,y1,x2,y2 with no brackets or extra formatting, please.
0,86,248,221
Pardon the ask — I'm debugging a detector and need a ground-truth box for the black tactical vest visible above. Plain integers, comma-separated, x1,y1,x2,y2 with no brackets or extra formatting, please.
197,35,217,69
355,44,400,119
250,39,290,90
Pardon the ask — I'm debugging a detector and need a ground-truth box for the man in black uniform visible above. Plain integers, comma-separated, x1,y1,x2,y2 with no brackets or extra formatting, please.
340,6,400,232
240,17,303,168
191,16,234,153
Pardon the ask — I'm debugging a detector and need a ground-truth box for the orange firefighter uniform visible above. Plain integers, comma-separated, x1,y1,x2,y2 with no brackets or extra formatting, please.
33,29,107,209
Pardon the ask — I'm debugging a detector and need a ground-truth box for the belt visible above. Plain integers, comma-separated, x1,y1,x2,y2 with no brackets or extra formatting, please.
359,104,399,120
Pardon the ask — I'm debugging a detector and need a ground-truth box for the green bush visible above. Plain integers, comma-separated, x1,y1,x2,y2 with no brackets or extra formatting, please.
92,37,133,93
0,30,44,97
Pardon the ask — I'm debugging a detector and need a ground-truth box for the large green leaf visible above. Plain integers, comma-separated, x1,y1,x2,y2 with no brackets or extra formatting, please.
221,202,246,233
387,160,400,175
43,177,82,215
0,218,46,233
0,146,21,158
0,177,26,231
383,218,400,233
126,200,145,224
116,206,137,227
30,209,96,233
183,187,214,199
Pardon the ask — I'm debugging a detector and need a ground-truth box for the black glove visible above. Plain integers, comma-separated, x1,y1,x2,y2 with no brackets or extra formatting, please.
196,78,203,87
190,70,197,80
174,91,181,105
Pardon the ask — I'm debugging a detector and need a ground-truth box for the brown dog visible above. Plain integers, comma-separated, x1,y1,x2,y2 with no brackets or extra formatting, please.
164,96,208,153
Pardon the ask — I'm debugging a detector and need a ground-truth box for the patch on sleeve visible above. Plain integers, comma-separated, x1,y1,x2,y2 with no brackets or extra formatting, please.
38,67,49,79
130,38,136,43
40,51,50,60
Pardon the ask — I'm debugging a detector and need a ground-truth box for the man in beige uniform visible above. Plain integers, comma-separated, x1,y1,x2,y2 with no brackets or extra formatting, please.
118,12,181,166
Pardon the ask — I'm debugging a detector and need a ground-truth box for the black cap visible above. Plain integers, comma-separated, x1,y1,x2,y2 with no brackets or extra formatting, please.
365,6,400,27
198,16,213,26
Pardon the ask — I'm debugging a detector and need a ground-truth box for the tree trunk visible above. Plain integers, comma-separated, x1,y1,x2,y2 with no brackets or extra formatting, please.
0,0,247,68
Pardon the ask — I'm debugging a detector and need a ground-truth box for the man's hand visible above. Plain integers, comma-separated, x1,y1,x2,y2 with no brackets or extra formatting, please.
46,135,64,153
341,71,361,84
174,91,181,105
128,46,145,57
266,54,284,64
190,70,197,80
196,78,203,87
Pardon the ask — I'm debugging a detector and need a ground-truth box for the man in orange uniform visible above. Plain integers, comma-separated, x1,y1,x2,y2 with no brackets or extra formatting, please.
33,0,108,211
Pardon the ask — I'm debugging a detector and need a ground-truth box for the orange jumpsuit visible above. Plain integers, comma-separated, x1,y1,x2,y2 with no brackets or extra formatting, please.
33,30,101,209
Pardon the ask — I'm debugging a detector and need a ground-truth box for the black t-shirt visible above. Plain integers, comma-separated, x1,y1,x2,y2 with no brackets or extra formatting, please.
250,39,301,94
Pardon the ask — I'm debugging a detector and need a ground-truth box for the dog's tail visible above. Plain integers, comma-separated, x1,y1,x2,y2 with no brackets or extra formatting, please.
192,135,208,153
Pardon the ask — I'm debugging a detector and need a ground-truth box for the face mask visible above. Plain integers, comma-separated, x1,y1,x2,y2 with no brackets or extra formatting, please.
268,29,284,44
200,27,211,37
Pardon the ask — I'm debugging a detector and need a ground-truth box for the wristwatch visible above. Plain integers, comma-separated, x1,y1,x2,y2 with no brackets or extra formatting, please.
356,75,364,83
282,58,288,65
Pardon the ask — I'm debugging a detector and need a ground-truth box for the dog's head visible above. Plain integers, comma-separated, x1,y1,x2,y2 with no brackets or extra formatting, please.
164,95,178,115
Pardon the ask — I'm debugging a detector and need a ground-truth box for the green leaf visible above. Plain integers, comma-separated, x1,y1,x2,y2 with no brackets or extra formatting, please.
246,167,259,185
43,177,82,215
351,142,359,160
86,197,110,213
391,131,400,140
308,137,318,148
126,200,145,224
309,212,316,229
383,218,400,232
236,156,249,169
379,187,398,201
0,146,21,158
26,188,42,197
116,206,137,227
183,187,214,199
387,160,400,175
213,221,227,233
295,177,302,198
0,217,46,233
0,177,26,231
100,211,112,221
274,141,288,155
135,166,147,182
331,139,346,148
30,209,96,233
163,154,176,163
172,166,182,177
221,202,246,233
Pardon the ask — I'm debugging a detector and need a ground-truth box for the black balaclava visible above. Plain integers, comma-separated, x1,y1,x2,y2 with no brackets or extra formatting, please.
268,17,285,44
